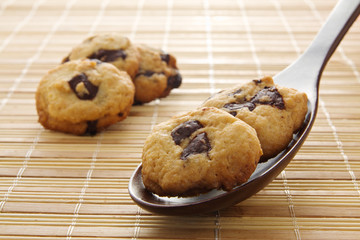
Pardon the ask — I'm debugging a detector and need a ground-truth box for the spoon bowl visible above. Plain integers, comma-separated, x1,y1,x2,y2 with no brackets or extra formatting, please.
129,0,360,215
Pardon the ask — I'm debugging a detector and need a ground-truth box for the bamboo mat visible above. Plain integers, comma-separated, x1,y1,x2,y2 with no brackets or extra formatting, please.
0,0,360,239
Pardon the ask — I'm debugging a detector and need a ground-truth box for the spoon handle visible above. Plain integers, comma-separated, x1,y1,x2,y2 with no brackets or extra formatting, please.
275,0,360,95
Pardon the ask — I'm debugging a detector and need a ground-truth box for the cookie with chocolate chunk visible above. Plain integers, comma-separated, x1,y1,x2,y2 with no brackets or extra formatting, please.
36,59,135,135
133,44,182,104
202,76,308,159
62,33,140,79
141,107,262,197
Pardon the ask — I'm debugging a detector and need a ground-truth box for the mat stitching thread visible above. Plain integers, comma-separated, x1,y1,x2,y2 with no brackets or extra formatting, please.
236,0,263,77
67,132,104,239
204,0,216,96
320,100,360,197
0,0,16,16
65,0,110,238
88,0,110,35
272,0,302,238
304,0,360,84
162,0,173,53
204,0,221,238
0,0,77,212
0,0,45,53
0,0,45,111
131,0,146,239
0,128,43,212
304,0,360,198
0,0,77,111
132,98,159,240
281,171,301,240
130,0,145,41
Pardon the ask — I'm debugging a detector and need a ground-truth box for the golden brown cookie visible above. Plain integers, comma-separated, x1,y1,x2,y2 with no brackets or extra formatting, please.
133,44,182,104
62,33,140,79
141,107,262,197
36,59,135,135
202,76,308,159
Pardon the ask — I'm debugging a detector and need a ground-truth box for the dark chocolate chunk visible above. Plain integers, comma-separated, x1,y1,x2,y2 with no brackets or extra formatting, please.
132,100,143,106
171,120,203,145
142,71,156,77
88,49,127,62
167,73,182,89
251,86,285,109
223,86,285,113
228,88,242,96
118,112,124,117
223,101,256,112
62,55,70,63
180,132,211,160
68,73,99,100
229,111,237,117
135,71,156,78
253,79,262,85
85,120,98,136
160,53,170,64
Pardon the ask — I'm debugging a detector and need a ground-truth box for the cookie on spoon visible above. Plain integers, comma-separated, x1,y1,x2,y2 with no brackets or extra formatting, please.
141,107,262,197
202,76,308,159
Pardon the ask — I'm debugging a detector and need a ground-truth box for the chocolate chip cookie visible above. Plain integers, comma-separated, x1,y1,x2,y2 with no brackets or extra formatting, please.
133,44,182,104
36,59,135,135
141,107,262,197
62,33,140,79
202,76,308,159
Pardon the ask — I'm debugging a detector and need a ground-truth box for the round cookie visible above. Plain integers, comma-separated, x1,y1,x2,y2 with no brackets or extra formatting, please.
133,44,182,104
62,33,140,79
141,107,262,197
202,76,308,159
36,59,135,135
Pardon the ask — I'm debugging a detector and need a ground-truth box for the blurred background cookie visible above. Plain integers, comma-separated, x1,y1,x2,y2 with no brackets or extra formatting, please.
36,59,135,135
133,44,182,104
62,33,140,79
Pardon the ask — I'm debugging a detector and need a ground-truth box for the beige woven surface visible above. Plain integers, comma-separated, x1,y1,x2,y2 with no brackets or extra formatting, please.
0,0,360,239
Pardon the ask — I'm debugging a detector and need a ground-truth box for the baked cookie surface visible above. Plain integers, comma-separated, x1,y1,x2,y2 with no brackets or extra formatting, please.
133,44,182,104
141,107,262,197
36,59,135,135
202,76,308,159
62,33,140,79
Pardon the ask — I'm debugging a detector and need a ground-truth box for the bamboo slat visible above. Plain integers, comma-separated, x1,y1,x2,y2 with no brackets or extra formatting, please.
1,0,360,239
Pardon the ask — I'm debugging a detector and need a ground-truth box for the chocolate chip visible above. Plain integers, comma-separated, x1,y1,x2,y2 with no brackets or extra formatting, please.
85,120,98,136
160,53,170,64
143,71,156,77
223,102,256,112
118,112,124,117
135,71,156,78
171,120,203,145
68,73,99,100
62,55,70,63
88,49,127,62
223,86,285,113
229,111,237,117
167,73,182,89
180,132,211,160
253,79,262,85
251,86,285,109
228,88,242,96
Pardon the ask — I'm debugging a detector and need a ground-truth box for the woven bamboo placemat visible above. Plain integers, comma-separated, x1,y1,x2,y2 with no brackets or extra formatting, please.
0,0,359,239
